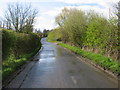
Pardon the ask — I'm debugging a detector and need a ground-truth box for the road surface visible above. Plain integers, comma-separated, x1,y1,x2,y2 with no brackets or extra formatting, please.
6,38,118,88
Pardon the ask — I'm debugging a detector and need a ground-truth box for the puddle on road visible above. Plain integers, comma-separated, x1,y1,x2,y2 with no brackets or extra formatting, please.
39,57,55,61
40,49,54,55
38,49,56,63
40,54,55,59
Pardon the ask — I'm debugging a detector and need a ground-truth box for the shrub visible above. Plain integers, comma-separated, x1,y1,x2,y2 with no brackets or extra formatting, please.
2,29,41,80
2,29,16,60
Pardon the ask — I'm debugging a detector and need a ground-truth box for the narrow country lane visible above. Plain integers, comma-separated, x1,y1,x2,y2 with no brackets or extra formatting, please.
6,38,118,88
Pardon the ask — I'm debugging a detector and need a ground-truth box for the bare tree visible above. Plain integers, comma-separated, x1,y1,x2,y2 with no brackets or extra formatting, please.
4,3,38,32
0,17,4,28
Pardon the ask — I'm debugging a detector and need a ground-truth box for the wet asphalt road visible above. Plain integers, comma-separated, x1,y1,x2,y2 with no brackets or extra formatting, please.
7,38,118,88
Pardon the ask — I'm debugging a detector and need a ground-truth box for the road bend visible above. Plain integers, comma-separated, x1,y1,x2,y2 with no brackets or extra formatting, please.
6,38,118,88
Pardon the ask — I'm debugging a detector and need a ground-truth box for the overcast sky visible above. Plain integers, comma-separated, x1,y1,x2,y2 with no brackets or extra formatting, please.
0,0,119,31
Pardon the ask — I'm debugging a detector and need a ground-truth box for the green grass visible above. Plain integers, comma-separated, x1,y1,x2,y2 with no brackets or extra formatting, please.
2,43,41,80
58,43,120,75
47,37,61,43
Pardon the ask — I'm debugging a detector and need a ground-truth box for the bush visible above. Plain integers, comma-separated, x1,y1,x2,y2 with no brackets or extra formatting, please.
2,29,41,80
2,29,16,60
14,33,41,57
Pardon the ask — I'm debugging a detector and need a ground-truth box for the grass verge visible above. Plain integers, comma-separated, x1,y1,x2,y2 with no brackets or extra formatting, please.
58,43,120,75
2,42,41,81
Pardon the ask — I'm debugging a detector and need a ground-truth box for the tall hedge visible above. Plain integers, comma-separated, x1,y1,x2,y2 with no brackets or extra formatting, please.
2,29,16,60
2,29,41,60
2,29,41,80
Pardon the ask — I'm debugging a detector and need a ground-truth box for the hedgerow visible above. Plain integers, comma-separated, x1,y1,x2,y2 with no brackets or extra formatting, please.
2,29,41,80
